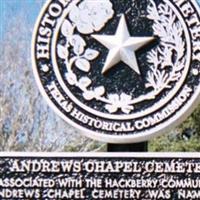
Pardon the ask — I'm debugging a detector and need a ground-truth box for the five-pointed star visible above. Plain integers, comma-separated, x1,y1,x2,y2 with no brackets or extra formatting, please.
92,15,154,75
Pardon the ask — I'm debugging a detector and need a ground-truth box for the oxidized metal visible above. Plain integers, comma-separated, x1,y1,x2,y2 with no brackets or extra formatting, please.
32,0,200,143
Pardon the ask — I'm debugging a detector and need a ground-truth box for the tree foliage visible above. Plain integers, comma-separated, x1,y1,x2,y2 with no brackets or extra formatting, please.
0,14,100,152
149,106,200,152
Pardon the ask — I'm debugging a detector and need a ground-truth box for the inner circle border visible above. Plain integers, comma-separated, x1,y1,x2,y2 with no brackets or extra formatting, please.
32,0,200,143
51,0,191,120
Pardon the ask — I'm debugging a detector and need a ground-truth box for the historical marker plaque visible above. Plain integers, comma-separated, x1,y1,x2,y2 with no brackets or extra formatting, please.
32,0,200,143
1,1,200,199
0,153,199,199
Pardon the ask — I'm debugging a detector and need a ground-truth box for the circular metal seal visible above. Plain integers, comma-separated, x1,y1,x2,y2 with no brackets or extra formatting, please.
32,0,200,143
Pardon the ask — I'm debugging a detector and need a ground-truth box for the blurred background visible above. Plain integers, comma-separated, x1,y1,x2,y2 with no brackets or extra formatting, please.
0,0,200,152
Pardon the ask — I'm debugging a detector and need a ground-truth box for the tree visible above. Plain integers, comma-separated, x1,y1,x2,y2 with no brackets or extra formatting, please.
0,13,103,152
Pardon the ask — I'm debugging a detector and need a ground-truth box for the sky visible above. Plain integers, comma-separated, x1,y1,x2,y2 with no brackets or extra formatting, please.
0,0,45,40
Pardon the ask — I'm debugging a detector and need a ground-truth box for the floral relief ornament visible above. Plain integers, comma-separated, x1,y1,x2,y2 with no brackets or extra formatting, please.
69,0,114,34
57,0,186,114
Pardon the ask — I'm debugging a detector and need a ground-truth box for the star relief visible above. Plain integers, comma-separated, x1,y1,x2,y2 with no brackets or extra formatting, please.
92,14,154,75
